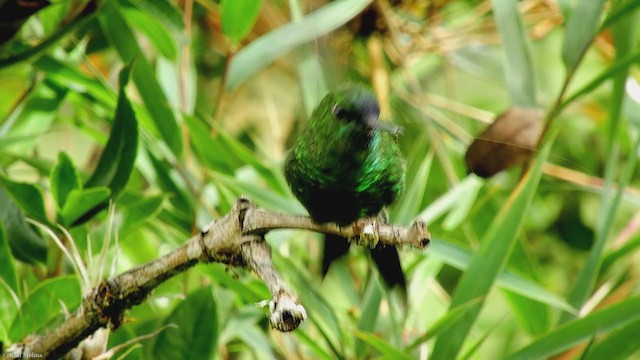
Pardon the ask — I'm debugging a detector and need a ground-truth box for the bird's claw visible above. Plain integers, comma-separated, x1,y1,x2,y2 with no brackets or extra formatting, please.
351,218,379,248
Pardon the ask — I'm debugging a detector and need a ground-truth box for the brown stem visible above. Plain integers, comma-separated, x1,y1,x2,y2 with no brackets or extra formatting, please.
9,197,429,359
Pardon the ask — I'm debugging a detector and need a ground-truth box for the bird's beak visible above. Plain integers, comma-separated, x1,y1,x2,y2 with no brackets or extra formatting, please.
366,115,404,136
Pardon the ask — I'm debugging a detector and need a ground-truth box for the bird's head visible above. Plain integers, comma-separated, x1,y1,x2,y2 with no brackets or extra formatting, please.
316,84,402,137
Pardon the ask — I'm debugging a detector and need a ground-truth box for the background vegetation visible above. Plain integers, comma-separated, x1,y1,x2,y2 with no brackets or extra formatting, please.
1,0,640,359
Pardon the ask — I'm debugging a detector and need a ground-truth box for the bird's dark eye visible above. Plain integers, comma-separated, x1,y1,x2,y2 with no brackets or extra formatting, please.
332,105,352,121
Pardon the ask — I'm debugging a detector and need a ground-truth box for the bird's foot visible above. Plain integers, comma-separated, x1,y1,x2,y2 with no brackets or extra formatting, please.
351,218,380,248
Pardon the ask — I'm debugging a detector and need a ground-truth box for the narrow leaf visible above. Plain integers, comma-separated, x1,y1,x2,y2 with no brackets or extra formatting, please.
99,2,181,156
85,67,138,201
562,14,640,321
491,0,537,107
227,0,373,89
353,330,414,360
561,0,607,72
221,0,263,45
583,317,640,360
0,223,18,292
431,134,555,360
507,297,640,360
428,239,574,312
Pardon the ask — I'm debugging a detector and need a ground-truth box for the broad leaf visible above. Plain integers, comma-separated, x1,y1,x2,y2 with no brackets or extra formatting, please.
0,188,46,264
9,276,81,342
151,286,218,360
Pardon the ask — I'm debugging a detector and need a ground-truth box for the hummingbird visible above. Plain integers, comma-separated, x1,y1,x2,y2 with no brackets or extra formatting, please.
284,84,406,290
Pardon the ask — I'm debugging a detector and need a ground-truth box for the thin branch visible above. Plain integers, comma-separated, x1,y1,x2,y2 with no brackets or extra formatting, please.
7,197,430,359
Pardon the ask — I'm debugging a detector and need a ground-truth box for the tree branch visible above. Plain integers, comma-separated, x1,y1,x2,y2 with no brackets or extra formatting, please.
7,197,430,359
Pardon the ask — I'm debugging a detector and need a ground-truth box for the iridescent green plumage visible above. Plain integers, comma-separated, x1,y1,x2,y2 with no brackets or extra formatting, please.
285,84,406,288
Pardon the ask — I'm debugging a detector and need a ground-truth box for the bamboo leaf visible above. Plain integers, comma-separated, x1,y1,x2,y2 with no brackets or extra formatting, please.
561,0,607,73
221,0,263,46
431,133,555,360
507,297,640,360
491,0,537,107
226,0,373,89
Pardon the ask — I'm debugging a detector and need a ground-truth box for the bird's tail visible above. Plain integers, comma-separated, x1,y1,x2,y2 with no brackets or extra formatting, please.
322,234,406,290
322,234,351,276
370,244,406,289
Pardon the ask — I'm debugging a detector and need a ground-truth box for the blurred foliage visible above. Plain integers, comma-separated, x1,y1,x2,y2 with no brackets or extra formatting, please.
1,0,640,359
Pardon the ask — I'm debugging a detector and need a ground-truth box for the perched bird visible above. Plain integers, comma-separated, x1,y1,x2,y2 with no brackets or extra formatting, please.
285,84,406,290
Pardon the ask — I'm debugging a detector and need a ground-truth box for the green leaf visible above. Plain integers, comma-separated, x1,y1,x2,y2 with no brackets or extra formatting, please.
217,131,288,193
275,254,344,358
353,330,414,360
85,67,138,202
119,195,166,239
0,223,18,292
211,172,304,214
151,286,218,360
185,115,234,174
9,275,81,342
60,187,111,226
431,134,555,360
146,150,194,218
202,265,270,304
128,0,185,30
491,0,537,107
122,6,178,60
506,297,640,360
50,152,82,209
562,14,640,322
99,2,181,156
427,238,574,313
131,57,182,155
0,222,19,341
582,317,640,360
393,151,433,225
561,47,640,109
0,15,95,70
503,289,550,336
600,0,640,30
561,0,607,73
34,55,117,110
227,0,373,89
0,80,67,154
355,279,383,358
407,298,483,350
0,188,46,264
0,175,48,225
0,151,53,177
221,0,263,46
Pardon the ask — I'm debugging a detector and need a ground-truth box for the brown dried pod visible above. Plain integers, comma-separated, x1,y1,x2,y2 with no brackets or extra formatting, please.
465,107,544,178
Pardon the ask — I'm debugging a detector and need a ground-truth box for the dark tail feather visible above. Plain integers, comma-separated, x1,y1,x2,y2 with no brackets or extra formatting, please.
322,234,351,275
323,233,406,290
370,245,406,289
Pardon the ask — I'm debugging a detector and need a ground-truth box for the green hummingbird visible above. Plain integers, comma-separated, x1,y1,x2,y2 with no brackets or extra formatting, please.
285,83,406,289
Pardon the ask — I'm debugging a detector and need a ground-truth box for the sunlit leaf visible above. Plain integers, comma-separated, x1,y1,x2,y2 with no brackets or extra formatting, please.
0,175,48,225
151,286,218,360
221,0,263,46
60,187,111,226
227,0,373,89
432,133,555,359
9,276,81,342
507,297,640,360
50,152,82,209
